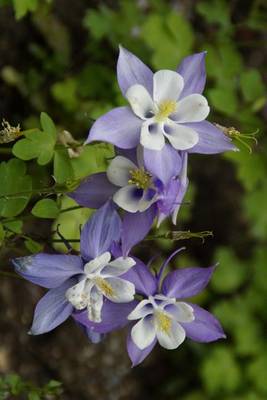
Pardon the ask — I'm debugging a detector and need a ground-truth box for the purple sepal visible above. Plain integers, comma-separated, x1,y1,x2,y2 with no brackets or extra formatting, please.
127,330,156,367
187,121,237,154
161,266,216,299
29,278,75,335
122,259,157,297
177,52,207,98
13,254,83,289
80,201,121,260
181,303,226,342
73,299,137,334
85,327,104,344
117,46,153,96
86,106,141,149
121,205,156,256
143,144,182,185
68,173,116,209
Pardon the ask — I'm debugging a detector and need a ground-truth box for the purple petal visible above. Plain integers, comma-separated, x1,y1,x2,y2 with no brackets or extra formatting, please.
68,173,116,209
73,299,138,333
181,303,226,342
121,206,156,256
117,46,153,96
143,144,182,185
80,201,121,260
13,254,83,288
122,259,157,297
116,148,138,164
84,327,104,343
161,266,215,299
30,278,75,335
177,52,207,98
86,107,142,149
127,330,156,367
157,178,181,215
186,121,237,154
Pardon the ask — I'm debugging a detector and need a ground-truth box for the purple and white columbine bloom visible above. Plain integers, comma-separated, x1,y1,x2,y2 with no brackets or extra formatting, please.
86,46,236,154
69,145,188,226
12,202,136,336
74,247,226,366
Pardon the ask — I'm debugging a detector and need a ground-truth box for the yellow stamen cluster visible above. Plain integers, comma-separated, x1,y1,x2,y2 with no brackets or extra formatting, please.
94,277,114,297
156,311,172,334
128,168,152,189
155,100,177,122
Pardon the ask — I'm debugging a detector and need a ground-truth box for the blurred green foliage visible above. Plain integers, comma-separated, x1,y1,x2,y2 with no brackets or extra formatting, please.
0,0,267,399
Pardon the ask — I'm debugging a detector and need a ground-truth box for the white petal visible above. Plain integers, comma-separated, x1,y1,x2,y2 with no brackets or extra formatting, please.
84,252,111,275
107,156,137,187
138,188,157,212
156,319,186,350
128,299,154,320
87,287,103,322
163,120,199,150
102,256,136,277
113,185,143,213
65,279,89,310
131,317,156,350
103,277,135,302
126,84,155,120
172,94,210,123
140,120,165,151
153,70,184,103
167,302,195,323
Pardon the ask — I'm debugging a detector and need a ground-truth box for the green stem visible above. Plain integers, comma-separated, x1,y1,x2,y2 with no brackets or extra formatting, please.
0,186,67,199
60,205,83,214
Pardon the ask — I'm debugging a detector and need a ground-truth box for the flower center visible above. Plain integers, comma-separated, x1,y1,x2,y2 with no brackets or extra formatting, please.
155,311,172,334
94,277,114,297
155,100,177,122
128,168,152,189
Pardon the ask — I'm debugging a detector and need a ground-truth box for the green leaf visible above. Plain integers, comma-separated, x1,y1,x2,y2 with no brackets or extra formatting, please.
201,347,241,394
247,354,267,394
3,220,23,234
208,86,238,116
240,69,266,103
25,238,44,254
12,0,39,19
141,12,194,69
40,112,57,141
52,196,92,253
32,199,59,219
12,113,57,165
0,159,32,218
211,248,247,293
53,149,74,184
196,0,231,30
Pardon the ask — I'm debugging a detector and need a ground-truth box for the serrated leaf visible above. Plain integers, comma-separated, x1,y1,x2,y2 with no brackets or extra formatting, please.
32,199,59,219
0,159,32,217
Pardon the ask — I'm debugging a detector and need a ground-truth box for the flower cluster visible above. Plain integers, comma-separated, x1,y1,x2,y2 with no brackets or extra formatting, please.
12,47,236,366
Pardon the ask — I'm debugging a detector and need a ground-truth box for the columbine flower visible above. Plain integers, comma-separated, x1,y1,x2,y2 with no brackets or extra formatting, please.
12,202,136,336
69,145,188,225
74,248,226,366
86,46,236,154
125,254,226,366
